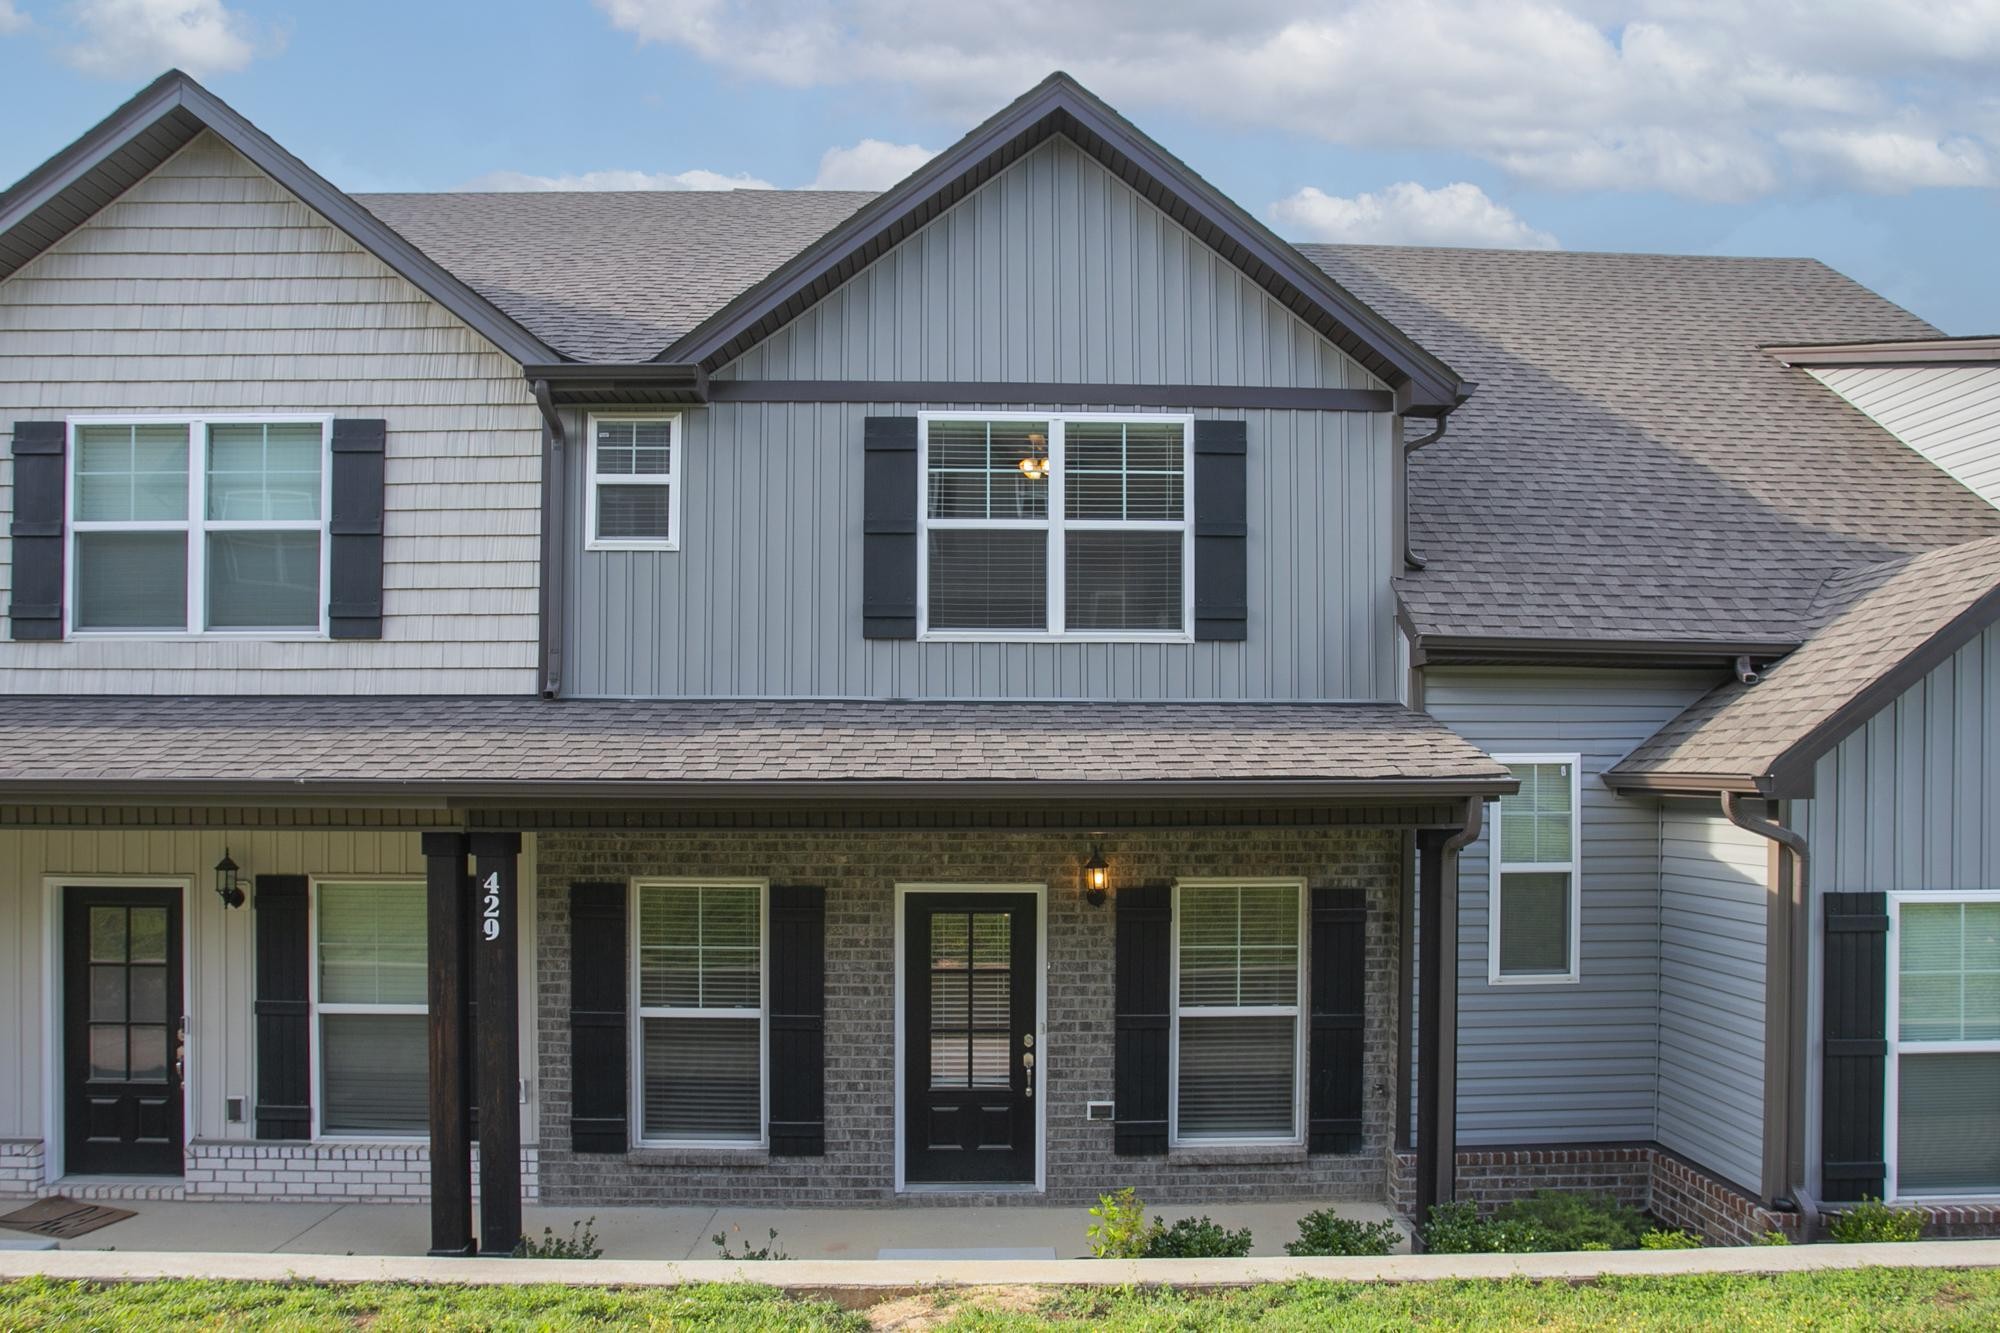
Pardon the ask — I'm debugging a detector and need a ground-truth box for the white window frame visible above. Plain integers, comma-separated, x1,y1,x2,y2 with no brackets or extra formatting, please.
915,410,1195,643
1487,753,1584,986
64,413,334,639
1885,890,2000,1203
628,877,769,1150
585,412,683,552
307,876,428,1143
1167,877,1308,1149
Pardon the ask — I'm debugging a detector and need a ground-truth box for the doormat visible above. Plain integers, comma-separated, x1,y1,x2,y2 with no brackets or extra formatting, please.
0,1197,136,1239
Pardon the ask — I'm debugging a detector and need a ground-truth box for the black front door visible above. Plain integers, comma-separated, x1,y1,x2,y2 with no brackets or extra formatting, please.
63,887,185,1175
904,892,1038,1184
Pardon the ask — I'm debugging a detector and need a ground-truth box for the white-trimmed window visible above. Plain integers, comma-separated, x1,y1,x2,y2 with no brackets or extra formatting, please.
917,412,1193,639
1170,879,1305,1144
68,416,330,634
1889,894,2000,1198
587,414,681,550
632,880,766,1146
312,880,427,1138
1489,755,1582,984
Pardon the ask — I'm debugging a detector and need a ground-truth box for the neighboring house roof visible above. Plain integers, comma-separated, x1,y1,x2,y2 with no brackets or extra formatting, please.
1768,335,2000,368
358,189,874,364
0,69,566,366
1607,534,2000,796
1304,246,2000,655
0,697,1511,801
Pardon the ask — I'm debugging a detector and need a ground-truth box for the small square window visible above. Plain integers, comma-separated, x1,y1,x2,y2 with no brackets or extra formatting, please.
588,416,681,549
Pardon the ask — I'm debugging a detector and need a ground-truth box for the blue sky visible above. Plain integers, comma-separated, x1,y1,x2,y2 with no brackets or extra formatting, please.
2,0,1997,333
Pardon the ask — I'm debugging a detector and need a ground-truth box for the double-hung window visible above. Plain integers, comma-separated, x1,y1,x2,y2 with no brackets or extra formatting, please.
633,880,765,1146
918,413,1192,638
1889,895,2000,1198
586,414,680,549
68,417,329,634
313,880,428,1138
1171,879,1305,1144
1489,755,1582,984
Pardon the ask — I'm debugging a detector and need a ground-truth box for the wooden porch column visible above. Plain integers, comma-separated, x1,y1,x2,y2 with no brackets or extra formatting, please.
1414,825,1461,1239
421,831,474,1257
469,831,524,1255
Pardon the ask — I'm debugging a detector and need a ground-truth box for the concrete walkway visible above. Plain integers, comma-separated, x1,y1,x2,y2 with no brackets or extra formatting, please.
6,1197,1397,1261
2,1238,1997,1294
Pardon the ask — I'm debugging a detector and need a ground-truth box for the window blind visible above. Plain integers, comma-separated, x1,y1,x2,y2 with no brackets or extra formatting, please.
637,884,765,1143
1066,531,1183,631
593,418,675,542
318,882,427,1006
320,1012,428,1135
1176,883,1300,1141
1177,1014,1297,1140
926,530,1047,630
641,1016,761,1141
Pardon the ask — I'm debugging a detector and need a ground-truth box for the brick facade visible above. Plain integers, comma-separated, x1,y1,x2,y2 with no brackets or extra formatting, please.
533,827,1402,1206
0,1138,42,1197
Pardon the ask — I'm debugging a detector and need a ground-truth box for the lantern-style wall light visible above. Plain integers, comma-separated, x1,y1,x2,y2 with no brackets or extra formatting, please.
1081,843,1110,907
213,848,247,909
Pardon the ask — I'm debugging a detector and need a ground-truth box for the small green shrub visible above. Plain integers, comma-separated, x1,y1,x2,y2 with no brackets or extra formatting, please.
1494,1191,1650,1251
1284,1210,1401,1257
1087,1188,1162,1259
514,1217,601,1259
1826,1198,1924,1244
1579,1241,1613,1251
1755,1230,1793,1246
712,1226,789,1260
1146,1215,1254,1258
1639,1229,1702,1250
1419,1201,1553,1255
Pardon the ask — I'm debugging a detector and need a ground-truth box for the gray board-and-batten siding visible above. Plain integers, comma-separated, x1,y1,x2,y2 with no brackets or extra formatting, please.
561,133,1398,702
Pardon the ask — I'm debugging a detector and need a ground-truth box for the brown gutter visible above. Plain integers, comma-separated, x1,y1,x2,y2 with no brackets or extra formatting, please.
1401,412,1451,572
1721,791,1818,1239
530,379,567,699
1418,634,1797,670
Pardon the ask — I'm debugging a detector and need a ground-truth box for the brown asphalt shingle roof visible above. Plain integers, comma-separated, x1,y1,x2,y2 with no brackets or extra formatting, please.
1300,245,2000,646
1608,534,2000,789
356,189,874,363
0,697,1509,794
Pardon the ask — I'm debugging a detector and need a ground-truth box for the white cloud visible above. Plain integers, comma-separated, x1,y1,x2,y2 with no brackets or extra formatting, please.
1271,181,1559,249
592,0,2000,200
62,0,264,78
810,138,936,190
460,167,775,192
0,2,29,35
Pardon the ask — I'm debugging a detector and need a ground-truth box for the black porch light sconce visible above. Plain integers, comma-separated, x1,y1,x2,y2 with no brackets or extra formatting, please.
213,848,247,909
1082,842,1110,908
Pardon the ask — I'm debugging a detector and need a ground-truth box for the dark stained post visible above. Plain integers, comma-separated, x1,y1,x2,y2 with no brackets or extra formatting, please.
422,831,474,1256
1413,828,1460,1242
470,830,523,1255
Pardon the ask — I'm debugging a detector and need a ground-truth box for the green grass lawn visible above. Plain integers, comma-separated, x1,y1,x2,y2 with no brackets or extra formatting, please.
3,1268,1999,1330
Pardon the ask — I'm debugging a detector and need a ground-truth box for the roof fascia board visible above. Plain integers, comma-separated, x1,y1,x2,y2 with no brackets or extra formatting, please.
1761,579,2000,798
1768,337,2000,368
1415,633,1796,670
1600,770,1762,796
1,72,566,367
656,74,1463,407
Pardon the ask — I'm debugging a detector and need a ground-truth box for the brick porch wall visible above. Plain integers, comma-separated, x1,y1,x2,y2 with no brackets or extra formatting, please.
534,827,1401,1207
0,1139,43,1197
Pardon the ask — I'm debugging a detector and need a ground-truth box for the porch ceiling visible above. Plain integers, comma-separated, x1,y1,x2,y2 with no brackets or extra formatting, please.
0,696,1511,806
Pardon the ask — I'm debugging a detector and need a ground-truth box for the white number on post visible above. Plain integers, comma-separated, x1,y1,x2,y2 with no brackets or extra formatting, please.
481,870,502,942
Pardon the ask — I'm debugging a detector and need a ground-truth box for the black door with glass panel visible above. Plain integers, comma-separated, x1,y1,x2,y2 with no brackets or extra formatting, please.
63,888,184,1175
904,893,1038,1184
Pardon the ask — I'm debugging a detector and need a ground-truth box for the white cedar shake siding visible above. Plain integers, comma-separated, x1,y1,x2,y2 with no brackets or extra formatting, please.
1656,800,1767,1193
0,131,542,694
1811,365,2000,511
1423,667,1717,1143
0,826,539,1197
570,136,1397,700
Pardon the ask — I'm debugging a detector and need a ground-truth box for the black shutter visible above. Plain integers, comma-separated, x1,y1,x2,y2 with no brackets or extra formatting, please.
253,875,311,1140
569,881,628,1153
1192,418,1247,641
862,415,918,639
1822,891,1888,1202
1114,881,1172,1156
9,422,66,640
768,885,826,1156
328,418,386,639
1308,888,1366,1153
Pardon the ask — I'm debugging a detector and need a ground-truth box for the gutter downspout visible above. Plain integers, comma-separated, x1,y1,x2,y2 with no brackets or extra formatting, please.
1415,794,1483,1246
531,378,567,700
1722,790,1819,1240
1402,414,1450,572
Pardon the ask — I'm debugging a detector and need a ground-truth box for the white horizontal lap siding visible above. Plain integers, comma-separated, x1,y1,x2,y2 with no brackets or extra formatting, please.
1425,667,1720,1144
0,827,538,1149
0,131,542,695
1655,799,1767,1192
1812,365,2000,511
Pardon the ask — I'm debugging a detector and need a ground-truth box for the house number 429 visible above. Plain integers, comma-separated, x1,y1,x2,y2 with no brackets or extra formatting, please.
481,871,503,941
